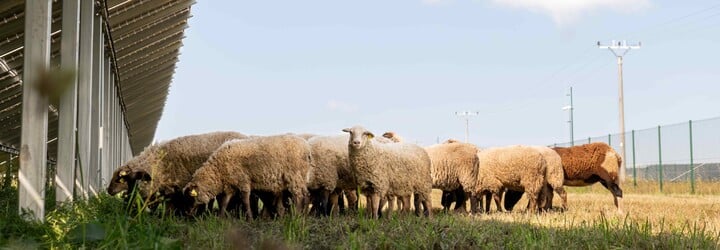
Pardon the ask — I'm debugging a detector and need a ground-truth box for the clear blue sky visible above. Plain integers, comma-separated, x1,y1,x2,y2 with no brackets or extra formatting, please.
155,0,720,147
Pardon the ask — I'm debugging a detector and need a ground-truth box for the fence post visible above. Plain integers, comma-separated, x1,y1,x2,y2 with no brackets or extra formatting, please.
588,137,591,144
608,134,611,145
632,130,637,187
658,125,663,192
689,120,695,194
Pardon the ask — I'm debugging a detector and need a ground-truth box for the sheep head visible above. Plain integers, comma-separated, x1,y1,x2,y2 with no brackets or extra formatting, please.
381,131,403,143
342,126,374,149
444,139,460,144
107,166,151,195
184,182,212,205
107,166,132,195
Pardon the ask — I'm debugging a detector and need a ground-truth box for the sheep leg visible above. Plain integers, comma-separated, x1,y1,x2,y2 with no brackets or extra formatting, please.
384,196,394,219
614,195,623,214
601,180,624,213
241,191,253,221
453,189,468,214
365,195,373,218
346,189,359,212
401,196,412,214
377,196,386,218
492,191,503,213
541,184,554,211
219,192,234,217
536,184,553,211
469,192,479,214
441,191,453,213
421,193,432,218
334,189,345,215
396,196,404,212
525,190,539,213
321,189,331,216
274,192,287,218
309,189,322,216
250,192,260,219
554,186,567,211
412,193,420,217
260,194,274,219
480,192,489,213
503,190,523,212
329,189,341,216
369,193,381,219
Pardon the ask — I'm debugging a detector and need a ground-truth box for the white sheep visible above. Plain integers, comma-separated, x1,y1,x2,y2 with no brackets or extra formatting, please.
473,145,547,213
183,135,312,219
343,126,433,219
106,131,247,214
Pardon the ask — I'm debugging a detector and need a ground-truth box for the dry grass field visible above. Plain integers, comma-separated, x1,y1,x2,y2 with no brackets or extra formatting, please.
395,181,720,235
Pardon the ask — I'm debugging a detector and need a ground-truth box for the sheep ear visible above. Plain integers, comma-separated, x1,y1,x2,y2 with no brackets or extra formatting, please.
190,189,198,197
119,170,128,177
342,128,351,133
366,132,374,139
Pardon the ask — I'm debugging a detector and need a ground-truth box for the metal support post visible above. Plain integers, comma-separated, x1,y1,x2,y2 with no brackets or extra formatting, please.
57,0,80,203
19,0,52,221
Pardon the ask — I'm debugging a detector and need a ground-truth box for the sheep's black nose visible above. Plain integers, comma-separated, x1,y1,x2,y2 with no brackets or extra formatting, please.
352,140,361,146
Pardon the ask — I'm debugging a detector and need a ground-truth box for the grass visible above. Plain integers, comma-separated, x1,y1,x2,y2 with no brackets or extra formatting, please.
570,179,720,195
1,181,719,249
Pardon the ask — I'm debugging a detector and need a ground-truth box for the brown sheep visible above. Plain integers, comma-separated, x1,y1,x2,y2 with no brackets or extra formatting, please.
555,142,623,211
183,135,312,220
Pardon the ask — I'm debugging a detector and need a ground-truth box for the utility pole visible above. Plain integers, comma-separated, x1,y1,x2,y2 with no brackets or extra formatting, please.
597,40,641,182
562,87,574,146
454,111,479,143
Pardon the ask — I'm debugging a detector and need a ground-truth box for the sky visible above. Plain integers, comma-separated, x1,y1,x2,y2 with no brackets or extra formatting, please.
154,0,720,148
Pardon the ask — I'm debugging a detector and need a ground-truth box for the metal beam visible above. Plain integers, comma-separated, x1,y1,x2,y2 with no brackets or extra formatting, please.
117,40,182,70
109,0,176,27
113,9,190,44
56,0,80,204
120,57,177,82
116,32,184,61
19,0,51,221
114,22,187,54
110,70,117,170
101,56,111,187
110,0,193,38
89,12,103,196
76,0,94,198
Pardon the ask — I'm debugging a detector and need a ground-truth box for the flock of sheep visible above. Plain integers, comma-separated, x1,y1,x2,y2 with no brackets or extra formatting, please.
106,126,624,220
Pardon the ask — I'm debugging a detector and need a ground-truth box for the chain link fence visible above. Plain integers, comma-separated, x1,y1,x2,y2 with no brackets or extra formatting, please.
553,117,720,193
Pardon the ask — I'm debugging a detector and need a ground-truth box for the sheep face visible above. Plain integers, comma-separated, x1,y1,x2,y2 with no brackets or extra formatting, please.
108,166,132,195
342,126,374,149
106,146,164,196
184,182,213,205
107,166,151,195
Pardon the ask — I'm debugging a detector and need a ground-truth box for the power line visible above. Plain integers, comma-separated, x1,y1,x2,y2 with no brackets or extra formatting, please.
612,2,720,39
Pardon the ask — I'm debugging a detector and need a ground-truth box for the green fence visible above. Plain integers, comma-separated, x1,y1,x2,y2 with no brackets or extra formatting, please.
553,117,720,194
